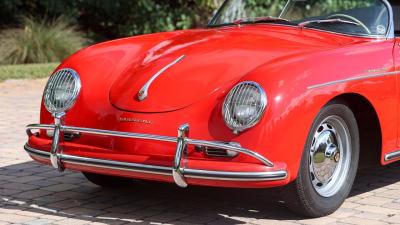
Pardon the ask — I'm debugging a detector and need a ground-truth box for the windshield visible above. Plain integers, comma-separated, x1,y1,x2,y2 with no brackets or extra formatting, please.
209,0,390,37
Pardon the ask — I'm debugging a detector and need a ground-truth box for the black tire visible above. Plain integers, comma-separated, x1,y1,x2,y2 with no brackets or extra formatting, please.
283,101,360,217
83,172,133,187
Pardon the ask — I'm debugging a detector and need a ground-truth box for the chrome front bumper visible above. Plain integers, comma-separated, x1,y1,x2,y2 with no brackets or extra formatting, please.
26,123,287,187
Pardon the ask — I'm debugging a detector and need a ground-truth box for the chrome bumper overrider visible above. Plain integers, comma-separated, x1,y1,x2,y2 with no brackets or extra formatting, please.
26,123,287,187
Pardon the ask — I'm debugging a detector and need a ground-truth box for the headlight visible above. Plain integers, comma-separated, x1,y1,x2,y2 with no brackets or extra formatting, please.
44,68,81,114
222,81,267,133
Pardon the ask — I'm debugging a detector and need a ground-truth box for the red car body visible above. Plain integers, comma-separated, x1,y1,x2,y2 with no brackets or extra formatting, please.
26,19,400,188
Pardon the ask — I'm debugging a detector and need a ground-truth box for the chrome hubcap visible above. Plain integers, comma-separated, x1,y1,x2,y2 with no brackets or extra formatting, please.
309,116,351,197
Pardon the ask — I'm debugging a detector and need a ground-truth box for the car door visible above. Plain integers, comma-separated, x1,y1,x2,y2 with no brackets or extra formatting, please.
394,38,400,151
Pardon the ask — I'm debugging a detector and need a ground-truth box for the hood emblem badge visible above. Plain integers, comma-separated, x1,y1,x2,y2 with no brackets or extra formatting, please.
119,117,152,124
137,55,185,101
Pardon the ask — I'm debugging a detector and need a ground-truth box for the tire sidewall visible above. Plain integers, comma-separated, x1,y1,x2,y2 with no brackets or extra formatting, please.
298,102,360,216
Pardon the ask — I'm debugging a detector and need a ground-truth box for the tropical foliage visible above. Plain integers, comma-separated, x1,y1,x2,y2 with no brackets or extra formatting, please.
0,0,224,41
0,0,374,41
0,17,86,64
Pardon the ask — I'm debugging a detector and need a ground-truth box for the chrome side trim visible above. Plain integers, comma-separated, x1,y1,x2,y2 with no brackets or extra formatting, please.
137,55,185,101
307,71,400,90
385,150,400,161
24,144,288,182
26,124,273,167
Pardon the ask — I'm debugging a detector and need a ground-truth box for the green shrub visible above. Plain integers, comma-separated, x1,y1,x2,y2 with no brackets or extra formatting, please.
0,0,225,42
0,63,59,82
0,17,87,65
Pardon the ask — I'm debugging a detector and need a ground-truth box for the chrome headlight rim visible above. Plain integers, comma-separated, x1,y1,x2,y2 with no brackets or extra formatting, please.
222,81,267,134
43,68,81,115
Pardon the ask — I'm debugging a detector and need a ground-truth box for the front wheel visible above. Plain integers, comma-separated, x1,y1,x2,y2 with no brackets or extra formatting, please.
284,101,360,217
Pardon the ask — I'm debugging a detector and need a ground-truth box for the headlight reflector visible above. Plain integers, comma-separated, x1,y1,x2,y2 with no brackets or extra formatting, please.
223,81,267,133
44,68,81,114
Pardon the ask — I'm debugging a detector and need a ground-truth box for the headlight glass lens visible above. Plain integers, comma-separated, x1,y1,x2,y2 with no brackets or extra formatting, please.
44,69,81,114
223,81,267,133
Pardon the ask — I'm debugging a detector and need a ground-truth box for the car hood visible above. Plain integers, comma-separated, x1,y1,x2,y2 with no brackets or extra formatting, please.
108,26,357,113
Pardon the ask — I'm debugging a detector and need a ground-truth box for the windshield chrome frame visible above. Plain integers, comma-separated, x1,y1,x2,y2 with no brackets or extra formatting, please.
279,0,292,18
208,0,394,39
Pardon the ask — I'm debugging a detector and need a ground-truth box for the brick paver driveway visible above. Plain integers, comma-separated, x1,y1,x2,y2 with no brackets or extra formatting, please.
0,79,399,225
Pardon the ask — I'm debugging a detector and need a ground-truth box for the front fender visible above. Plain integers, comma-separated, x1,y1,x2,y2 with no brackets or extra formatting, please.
239,39,396,181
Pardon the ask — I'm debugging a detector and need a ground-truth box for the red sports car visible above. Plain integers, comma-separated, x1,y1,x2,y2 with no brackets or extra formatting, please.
25,0,400,217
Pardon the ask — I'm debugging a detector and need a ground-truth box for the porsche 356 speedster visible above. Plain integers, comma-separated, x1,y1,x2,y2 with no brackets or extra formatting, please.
25,0,400,217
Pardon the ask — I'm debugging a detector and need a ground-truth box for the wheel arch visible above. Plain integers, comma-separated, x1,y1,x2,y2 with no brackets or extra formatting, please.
327,93,382,168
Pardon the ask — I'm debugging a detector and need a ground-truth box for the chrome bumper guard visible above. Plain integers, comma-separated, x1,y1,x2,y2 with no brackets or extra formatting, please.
26,122,287,187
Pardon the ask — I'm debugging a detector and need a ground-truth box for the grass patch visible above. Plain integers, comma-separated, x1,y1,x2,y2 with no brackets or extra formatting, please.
0,63,58,82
